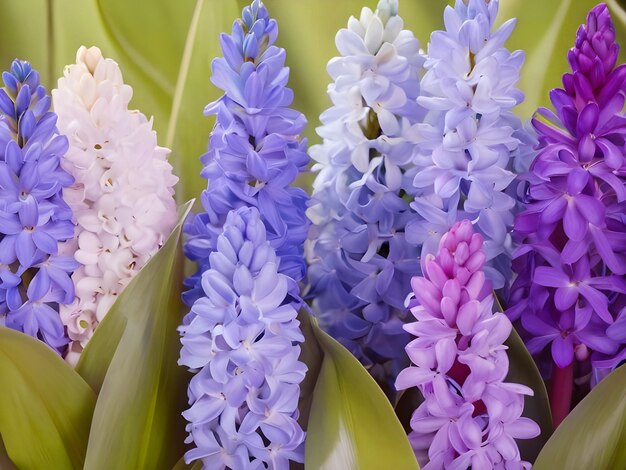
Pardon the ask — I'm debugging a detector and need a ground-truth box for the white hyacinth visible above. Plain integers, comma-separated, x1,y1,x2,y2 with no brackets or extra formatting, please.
52,46,178,364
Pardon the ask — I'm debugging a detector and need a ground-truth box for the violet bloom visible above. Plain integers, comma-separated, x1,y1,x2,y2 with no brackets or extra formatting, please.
306,0,425,393
396,220,539,469
179,207,306,469
0,60,79,352
407,0,530,290
508,3,626,385
184,0,309,306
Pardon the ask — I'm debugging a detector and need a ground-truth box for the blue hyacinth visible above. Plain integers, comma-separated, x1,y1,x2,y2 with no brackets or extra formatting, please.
306,0,425,391
183,0,310,306
407,0,531,289
0,60,78,351
180,207,306,469
180,2,309,467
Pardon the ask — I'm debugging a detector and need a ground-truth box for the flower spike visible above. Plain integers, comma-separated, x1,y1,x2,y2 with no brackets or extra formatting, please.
0,59,78,352
396,220,539,468
52,46,178,363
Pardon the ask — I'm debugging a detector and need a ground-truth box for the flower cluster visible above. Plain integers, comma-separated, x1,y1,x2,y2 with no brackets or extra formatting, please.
507,3,626,383
52,46,178,363
0,60,78,352
408,0,529,289
396,220,539,469
306,0,425,390
179,207,306,469
184,0,309,306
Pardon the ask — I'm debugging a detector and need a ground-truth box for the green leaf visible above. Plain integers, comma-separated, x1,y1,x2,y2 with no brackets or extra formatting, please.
78,201,193,470
494,294,552,463
304,314,419,470
534,365,626,469
504,326,553,462
0,328,96,470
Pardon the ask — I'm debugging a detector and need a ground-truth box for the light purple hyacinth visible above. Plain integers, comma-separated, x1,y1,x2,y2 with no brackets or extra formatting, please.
184,0,309,306
407,0,531,290
396,220,539,469
507,3,626,396
306,0,426,394
179,207,306,469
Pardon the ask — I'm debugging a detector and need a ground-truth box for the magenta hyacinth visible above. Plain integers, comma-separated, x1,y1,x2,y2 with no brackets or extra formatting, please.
396,220,539,469
507,3,626,398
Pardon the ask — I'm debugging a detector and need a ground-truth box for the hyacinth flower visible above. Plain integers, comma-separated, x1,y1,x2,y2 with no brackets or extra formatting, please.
507,3,626,426
306,0,426,391
0,60,78,352
179,2,308,467
183,0,309,307
52,46,178,363
396,220,539,469
408,0,529,289
179,207,306,469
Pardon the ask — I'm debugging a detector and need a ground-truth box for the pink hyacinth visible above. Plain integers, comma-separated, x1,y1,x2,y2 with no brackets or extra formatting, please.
395,220,539,469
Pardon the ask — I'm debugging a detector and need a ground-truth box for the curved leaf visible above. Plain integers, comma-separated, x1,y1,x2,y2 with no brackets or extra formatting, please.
494,294,552,463
504,325,552,462
77,202,193,470
304,314,419,470
0,328,95,470
534,365,626,469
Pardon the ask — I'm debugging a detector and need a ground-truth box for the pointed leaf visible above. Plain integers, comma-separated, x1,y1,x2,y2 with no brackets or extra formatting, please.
304,315,419,470
78,201,193,470
495,293,553,463
0,328,95,469
534,365,626,469
504,324,553,462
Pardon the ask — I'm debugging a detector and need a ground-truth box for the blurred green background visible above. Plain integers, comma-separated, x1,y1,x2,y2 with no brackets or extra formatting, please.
1,0,625,203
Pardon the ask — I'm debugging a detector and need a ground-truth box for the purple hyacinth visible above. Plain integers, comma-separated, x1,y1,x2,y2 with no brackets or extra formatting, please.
183,0,309,306
306,0,425,394
179,207,306,469
0,60,79,352
396,220,539,469
507,3,626,424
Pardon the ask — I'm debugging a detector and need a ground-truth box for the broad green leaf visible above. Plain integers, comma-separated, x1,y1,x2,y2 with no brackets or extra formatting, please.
0,328,96,470
79,201,193,470
504,326,552,462
495,294,552,463
304,314,419,470
295,309,324,432
534,365,626,469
